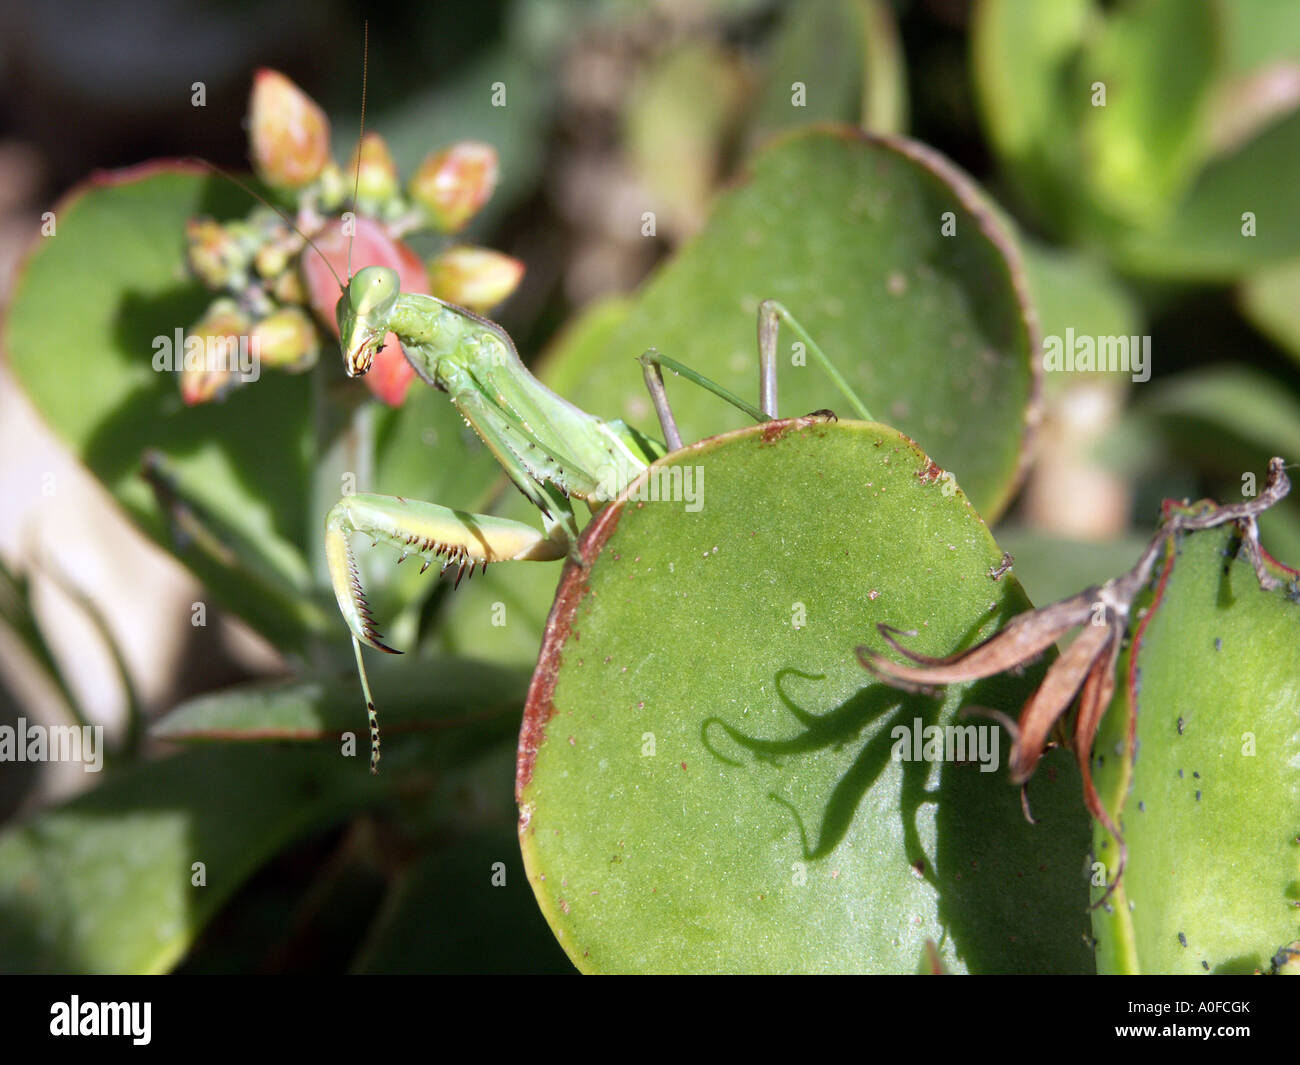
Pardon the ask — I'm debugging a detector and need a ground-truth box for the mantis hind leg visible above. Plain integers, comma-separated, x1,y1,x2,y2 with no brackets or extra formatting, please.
757,300,874,422
637,350,768,450
636,301,874,448
325,492,568,772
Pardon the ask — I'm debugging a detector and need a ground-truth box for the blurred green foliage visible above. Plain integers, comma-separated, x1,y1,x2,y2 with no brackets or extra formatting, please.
0,0,1297,973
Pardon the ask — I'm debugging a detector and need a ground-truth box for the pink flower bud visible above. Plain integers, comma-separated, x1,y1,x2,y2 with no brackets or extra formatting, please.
249,69,330,189
186,218,243,288
409,141,498,232
181,300,251,405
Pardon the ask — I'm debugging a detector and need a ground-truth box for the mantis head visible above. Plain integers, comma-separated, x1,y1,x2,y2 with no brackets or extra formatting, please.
338,265,400,376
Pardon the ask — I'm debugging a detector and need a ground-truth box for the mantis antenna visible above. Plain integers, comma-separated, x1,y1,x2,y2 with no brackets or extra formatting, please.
347,20,369,282
184,156,347,294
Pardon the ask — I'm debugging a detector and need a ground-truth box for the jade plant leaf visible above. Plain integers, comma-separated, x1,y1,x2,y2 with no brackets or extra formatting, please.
1110,110,1300,279
0,745,369,974
1089,522,1300,974
974,0,1218,236
0,651,536,973
153,655,528,773
972,0,1092,229
517,419,1092,973
624,42,751,235
748,0,907,142
1240,257,1300,367
1133,366,1300,564
1018,240,1143,396
353,746,575,974
1076,0,1217,228
5,166,316,649
355,822,576,973
1136,366,1300,465
1215,0,1300,76
973,0,1300,280
546,126,1038,522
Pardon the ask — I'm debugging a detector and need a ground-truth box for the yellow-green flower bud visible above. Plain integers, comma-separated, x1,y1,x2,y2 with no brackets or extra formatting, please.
255,242,290,279
186,218,244,289
409,141,498,233
427,245,524,312
272,267,306,305
347,132,400,207
250,306,320,369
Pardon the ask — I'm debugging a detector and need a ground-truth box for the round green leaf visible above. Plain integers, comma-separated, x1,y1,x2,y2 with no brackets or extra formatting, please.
153,655,527,761
1110,109,1300,279
544,127,1039,521
518,419,1091,973
1240,257,1300,367
1018,240,1144,396
0,746,367,974
4,166,321,648
974,0,1219,237
748,0,907,141
356,821,575,974
1091,522,1300,974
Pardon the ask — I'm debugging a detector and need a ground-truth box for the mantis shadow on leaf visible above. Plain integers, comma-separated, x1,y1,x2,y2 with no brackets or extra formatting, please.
700,597,1037,862
699,659,1092,971
702,665,1053,863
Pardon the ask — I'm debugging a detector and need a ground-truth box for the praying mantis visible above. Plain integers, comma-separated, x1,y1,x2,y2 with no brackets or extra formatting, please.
181,30,876,776
321,262,875,772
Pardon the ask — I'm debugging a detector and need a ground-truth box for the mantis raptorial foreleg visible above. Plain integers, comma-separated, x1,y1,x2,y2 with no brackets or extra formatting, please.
325,493,568,773
324,493,567,654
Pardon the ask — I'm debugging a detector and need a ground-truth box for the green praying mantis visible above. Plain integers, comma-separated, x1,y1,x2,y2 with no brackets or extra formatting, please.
321,262,875,773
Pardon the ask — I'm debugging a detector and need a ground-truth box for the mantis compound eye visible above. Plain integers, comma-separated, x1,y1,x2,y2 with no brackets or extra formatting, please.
350,266,399,316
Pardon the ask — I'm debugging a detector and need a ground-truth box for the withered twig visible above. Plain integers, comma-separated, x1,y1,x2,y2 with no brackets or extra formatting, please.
858,458,1292,907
